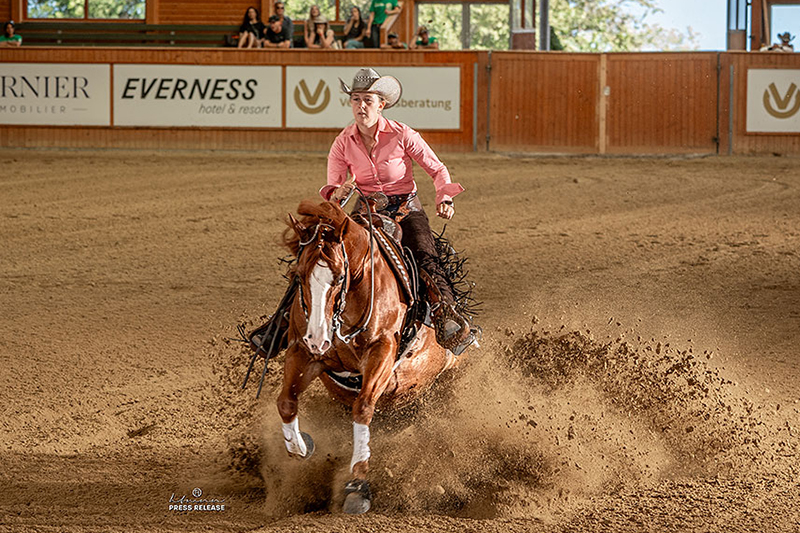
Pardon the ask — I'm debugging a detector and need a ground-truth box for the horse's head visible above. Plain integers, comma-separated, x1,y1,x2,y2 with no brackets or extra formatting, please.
285,201,355,356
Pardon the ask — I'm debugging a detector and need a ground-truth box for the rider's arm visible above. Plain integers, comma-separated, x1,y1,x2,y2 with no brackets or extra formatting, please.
322,133,351,200
402,126,464,205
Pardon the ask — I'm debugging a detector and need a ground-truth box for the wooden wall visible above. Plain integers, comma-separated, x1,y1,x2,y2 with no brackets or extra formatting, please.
604,53,718,154
1,47,799,155
490,52,600,153
156,0,255,25
721,51,800,155
0,48,487,153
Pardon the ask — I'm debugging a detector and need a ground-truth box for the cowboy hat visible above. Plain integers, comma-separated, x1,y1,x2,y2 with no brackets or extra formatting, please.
339,68,402,109
778,32,795,42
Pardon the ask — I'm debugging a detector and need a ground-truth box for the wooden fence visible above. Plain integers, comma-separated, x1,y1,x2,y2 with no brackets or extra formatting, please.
0,48,798,155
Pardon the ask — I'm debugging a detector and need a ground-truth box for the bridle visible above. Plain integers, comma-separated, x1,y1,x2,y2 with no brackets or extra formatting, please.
296,189,376,345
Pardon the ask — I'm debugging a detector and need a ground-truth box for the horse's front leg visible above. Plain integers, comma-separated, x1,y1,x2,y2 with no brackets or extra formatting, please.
343,339,396,514
277,347,324,459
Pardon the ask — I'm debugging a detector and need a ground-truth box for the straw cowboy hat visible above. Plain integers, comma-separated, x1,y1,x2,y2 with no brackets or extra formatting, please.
339,68,402,109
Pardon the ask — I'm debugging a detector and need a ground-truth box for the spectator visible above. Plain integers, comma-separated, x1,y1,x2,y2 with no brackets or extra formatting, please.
343,6,368,49
409,25,438,49
0,20,21,47
366,0,402,49
304,5,322,46
773,32,795,52
238,6,264,48
305,15,335,49
262,15,291,48
273,2,294,46
380,32,407,49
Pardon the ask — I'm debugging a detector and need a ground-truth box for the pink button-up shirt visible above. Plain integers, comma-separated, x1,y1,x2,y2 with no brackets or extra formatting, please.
323,115,464,205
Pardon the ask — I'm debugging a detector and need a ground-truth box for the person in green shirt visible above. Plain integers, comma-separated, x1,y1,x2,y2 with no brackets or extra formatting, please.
0,21,21,47
366,0,401,49
409,25,438,50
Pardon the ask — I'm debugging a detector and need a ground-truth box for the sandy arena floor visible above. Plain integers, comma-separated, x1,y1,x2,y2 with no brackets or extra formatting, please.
1,149,799,532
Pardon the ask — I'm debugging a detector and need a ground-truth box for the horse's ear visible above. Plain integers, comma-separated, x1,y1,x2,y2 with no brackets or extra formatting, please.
288,213,305,237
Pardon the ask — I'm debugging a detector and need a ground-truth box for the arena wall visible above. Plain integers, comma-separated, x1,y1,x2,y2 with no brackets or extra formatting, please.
1,48,799,155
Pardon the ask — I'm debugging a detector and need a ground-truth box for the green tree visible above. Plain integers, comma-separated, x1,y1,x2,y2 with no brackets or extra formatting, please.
417,4,462,50
548,0,699,51
470,4,509,50
28,0,144,19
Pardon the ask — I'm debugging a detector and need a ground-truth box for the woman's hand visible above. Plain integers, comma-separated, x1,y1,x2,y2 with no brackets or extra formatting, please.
330,182,355,204
436,201,454,220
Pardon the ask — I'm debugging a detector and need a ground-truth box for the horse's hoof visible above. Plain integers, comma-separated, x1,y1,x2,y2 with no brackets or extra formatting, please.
288,432,315,460
342,479,372,515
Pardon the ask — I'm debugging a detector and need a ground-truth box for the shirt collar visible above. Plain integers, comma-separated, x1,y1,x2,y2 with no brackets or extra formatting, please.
348,115,393,140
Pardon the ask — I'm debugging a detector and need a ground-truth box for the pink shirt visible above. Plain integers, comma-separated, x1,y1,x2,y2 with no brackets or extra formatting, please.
323,115,464,205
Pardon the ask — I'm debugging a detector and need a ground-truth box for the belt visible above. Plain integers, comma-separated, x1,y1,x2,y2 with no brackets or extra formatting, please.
352,192,423,220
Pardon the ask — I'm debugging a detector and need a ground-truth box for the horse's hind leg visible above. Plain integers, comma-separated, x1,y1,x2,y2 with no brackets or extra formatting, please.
343,344,395,514
277,349,322,459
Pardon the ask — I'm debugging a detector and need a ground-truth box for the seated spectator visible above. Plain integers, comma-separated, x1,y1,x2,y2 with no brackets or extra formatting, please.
0,20,21,47
409,25,438,49
380,32,407,49
238,6,264,48
304,5,322,46
366,0,402,49
343,6,368,49
262,15,291,48
273,1,294,46
305,15,335,49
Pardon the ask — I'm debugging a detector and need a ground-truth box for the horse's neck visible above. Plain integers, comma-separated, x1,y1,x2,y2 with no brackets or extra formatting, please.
341,228,397,320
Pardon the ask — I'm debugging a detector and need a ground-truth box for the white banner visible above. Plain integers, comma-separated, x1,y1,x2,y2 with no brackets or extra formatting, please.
0,63,110,126
286,66,460,130
113,65,282,127
746,69,800,133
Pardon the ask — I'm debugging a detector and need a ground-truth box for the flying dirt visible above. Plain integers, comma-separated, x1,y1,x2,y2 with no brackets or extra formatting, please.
1,150,799,532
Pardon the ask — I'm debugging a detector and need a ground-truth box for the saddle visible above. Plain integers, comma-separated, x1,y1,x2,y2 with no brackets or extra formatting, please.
351,207,434,361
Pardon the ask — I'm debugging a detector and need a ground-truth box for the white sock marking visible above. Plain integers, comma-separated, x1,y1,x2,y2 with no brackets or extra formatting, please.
282,417,308,457
350,422,371,472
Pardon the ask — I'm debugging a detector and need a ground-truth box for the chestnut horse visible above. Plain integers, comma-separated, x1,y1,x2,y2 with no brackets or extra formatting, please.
277,199,459,514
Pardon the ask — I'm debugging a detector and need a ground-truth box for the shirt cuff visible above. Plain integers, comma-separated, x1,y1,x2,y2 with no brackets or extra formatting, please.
435,182,465,205
319,184,338,200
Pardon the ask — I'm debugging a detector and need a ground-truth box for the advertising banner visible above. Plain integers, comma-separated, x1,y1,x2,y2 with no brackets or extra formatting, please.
114,65,282,127
0,63,110,126
286,66,460,130
746,69,800,133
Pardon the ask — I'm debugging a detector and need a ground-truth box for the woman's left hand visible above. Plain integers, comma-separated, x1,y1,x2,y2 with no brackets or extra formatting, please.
436,201,455,220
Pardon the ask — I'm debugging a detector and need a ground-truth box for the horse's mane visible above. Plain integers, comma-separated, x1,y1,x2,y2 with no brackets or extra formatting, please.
282,200,350,258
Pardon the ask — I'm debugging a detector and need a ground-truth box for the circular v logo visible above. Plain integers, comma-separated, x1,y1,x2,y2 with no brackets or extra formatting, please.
763,82,800,119
295,79,331,114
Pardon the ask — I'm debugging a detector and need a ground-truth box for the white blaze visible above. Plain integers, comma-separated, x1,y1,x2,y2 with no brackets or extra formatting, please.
304,261,334,355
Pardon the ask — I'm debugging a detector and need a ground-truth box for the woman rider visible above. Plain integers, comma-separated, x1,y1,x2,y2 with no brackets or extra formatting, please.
322,68,474,354
250,68,475,359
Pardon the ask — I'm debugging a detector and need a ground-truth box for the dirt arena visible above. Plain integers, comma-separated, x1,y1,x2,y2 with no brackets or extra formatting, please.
1,149,799,532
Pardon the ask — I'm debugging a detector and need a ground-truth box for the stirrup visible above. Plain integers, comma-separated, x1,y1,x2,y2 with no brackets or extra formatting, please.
432,302,471,352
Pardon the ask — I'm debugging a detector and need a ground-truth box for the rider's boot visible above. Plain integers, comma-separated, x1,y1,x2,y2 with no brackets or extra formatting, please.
432,300,478,356
420,270,477,356
248,280,297,359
